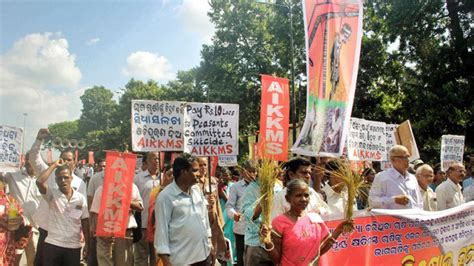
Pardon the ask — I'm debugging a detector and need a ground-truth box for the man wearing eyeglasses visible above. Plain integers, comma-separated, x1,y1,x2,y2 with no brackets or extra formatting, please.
369,145,424,209
435,162,466,210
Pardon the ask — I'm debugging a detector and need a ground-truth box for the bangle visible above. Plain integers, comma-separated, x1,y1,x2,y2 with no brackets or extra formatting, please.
263,242,274,251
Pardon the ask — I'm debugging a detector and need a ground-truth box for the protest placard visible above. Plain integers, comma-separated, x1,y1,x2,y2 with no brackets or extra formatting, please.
259,74,290,161
440,135,465,171
131,100,185,152
380,124,397,169
0,125,23,172
218,155,238,167
96,151,136,238
324,202,474,265
183,103,239,156
347,118,386,161
395,120,420,161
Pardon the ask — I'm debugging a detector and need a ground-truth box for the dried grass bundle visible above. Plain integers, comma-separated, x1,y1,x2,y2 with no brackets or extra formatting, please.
258,158,279,243
321,159,369,232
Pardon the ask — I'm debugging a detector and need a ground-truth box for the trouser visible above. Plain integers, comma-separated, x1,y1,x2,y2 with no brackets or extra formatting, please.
244,245,274,266
96,230,134,266
133,229,156,266
34,227,47,266
87,236,98,266
42,242,81,266
234,234,245,266
17,228,39,266
190,255,212,266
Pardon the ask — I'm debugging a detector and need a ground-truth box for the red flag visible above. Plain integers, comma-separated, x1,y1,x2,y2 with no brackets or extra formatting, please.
259,75,290,161
96,151,137,238
47,149,53,164
210,156,218,177
88,151,95,165
160,152,165,170
170,152,176,164
75,149,79,163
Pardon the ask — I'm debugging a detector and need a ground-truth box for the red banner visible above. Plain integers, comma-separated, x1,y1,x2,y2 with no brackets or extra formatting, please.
210,156,218,177
96,151,137,238
75,149,79,163
159,151,165,170
88,151,95,165
259,75,290,161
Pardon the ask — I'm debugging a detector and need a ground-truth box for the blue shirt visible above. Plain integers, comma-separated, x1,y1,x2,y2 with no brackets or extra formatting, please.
241,180,281,247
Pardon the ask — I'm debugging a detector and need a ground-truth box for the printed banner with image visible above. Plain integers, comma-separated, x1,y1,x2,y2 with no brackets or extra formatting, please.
0,125,23,172
131,100,186,152
96,151,137,238
347,118,386,161
259,74,290,161
323,202,474,265
183,103,239,156
440,135,465,171
292,0,363,157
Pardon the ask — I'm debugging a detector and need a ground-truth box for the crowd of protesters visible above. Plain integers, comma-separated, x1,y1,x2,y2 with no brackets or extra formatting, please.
1,127,473,266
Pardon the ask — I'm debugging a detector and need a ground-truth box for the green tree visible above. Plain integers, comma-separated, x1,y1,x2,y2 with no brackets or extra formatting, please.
78,86,118,134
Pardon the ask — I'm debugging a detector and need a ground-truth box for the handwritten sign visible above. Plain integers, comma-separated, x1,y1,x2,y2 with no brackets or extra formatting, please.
380,124,397,169
440,135,465,171
0,125,23,172
218,156,238,167
183,103,239,156
131,100,185,152
347,118,386,161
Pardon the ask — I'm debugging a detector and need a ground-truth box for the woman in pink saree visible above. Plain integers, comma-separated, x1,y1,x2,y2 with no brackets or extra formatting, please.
261,179,352,265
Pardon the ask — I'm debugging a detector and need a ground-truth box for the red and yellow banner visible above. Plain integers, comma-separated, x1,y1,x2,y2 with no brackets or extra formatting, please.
292,0,363,157
96,151,137,238
323,203,474,265
259,75,290,161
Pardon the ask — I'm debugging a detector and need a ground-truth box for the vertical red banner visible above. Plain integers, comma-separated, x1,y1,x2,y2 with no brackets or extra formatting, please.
75,149,79,163
88,151,95,165
159,151,165,170
96,151,137,238
259,75,290,161
47,149,53,164
170,152,176,164
210,156,218,177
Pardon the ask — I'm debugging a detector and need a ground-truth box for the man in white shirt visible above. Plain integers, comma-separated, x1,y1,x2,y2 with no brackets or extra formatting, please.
415,164,437,211
435,162,465,210
154,154,212,265
271,157,329,219
134,151,160,266
90,183,143,266
36,161,89,266
29,128,87,266
369,145,424,209
320,160,357,215
0,153,42,266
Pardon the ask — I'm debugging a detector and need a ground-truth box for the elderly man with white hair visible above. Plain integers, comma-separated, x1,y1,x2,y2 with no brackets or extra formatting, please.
435,162,465,210
369,145,423,209
415,164,437,211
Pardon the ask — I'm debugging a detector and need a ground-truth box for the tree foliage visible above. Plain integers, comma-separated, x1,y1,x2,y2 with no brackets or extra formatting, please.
48,0,472,162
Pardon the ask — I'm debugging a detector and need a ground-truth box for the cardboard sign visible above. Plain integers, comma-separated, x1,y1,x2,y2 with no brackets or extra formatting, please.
440,135,465,171
347,118,387,161
131,100,185,151
0,125,23,172
395,120,420,161
183,103,239,156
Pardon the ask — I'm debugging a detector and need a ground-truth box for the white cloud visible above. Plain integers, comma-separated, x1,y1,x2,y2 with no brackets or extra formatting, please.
122,51,175,81
0,32,82,148
86,37,100,46
175,0,215,44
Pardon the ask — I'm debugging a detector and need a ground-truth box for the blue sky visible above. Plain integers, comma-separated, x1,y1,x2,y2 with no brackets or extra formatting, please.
0,0,214,148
